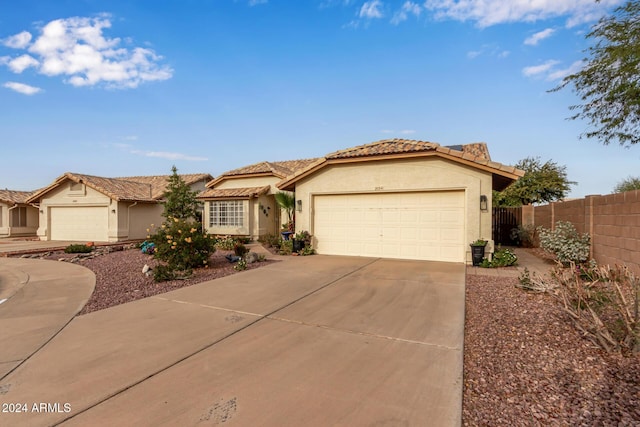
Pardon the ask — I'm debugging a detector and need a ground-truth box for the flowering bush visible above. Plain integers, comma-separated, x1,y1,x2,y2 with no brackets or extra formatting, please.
538,221,590,265
480,248,518,268
149,217,216,280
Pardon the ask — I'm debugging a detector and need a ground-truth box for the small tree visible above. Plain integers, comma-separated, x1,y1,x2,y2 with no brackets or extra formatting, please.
494,157,575,206
614,176,640,193
274,191,295,229
553,0,640,147
163,165,202,222
149,166,215,281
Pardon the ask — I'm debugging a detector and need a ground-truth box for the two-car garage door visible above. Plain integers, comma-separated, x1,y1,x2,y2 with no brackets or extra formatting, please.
50,207,109,242
313,191,465,262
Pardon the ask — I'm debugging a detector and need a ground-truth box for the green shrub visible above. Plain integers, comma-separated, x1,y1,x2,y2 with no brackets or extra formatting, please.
512,224,538,247
64,244,94,254
480,248,518,268
234,258,247,271
234,242,248,257
299,245,316,256
538,221,590,264
150,217,216,281
259,233,281,248
279,239,293,255
215,235,238,251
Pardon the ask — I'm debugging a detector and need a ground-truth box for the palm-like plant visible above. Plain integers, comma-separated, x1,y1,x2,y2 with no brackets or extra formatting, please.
274,191,295,230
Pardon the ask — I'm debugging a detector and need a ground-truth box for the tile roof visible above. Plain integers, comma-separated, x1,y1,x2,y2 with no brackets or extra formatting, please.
220,158,321,179
27,172,213,203
326,139,441,159
197,186,270,199
277,138,525,191
0,189,34,205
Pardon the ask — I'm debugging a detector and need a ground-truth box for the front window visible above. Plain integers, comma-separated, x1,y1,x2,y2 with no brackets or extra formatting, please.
209,200,244,227
11,206,27,227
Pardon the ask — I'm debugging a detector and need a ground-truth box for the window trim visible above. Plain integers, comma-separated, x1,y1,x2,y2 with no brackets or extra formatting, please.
10,206,27,227
209,200,244,227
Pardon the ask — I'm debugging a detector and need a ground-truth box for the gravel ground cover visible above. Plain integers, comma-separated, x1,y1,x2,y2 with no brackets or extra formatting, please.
37,247,277,315
463,274,640,426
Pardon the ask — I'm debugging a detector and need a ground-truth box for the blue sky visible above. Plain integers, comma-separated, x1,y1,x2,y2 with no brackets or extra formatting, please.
0,0,636,198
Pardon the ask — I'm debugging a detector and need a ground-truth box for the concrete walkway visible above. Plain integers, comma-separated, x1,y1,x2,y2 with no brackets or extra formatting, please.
0,255,465,427
466,247,555,279
0,258,95,379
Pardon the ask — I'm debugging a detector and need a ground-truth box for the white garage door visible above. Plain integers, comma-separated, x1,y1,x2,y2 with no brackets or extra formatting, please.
313,191,465,262
50,207,109,242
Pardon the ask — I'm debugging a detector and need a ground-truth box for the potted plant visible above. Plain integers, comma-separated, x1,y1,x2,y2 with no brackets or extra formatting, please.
470,239,488,266
292,230,311,253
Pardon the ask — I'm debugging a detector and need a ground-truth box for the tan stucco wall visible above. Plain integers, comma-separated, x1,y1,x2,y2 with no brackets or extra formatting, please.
0,203,38,237
35,180,204,242
117,202,163,240
35,182,113,241
215,176,281,193
292,157,493,263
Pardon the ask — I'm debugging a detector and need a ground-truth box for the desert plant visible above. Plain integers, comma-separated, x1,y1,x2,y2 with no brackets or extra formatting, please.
275,191,295,229
279,239,293,255
215,236,239,251
162,166,202,222
150,217,216,281
512,224,538,248
479,248,517,268
299,245,316,256
234,258,247,271
64,244,94,254
554,262,640,354
538,221,590,264
516,268,557,293
234,242,248,257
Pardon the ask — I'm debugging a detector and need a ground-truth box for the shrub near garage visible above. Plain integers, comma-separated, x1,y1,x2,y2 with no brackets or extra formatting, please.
149,217,216,281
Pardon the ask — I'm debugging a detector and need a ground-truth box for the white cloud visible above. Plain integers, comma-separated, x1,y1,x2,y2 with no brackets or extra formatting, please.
400,129,416,134
248,0,268,5
466,44,509,60
131,150,208,161
3,81,42,95
114,142,207,161
380,129,416,135
391,1,422,25
547,60,584,81
360,1,384,19
7,54,39,73
467,50,482,59
0,16,172,89
524,28,556,46
424,0,623,28
522,60,560,77
2,31,32,49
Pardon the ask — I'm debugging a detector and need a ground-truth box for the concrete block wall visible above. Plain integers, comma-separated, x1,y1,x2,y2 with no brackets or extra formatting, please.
530,190,640,275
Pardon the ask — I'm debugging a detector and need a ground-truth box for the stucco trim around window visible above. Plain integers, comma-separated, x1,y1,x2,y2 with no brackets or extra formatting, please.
209,200,244,227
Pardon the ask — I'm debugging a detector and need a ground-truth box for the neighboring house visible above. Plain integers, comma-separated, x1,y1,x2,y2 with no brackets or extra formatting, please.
277,139,525,264
0,190,38,238
26,172,212,242
197,159,320,240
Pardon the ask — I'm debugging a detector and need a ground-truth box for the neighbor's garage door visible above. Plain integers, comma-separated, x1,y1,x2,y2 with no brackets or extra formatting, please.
50,207,109,241
313,191,465,262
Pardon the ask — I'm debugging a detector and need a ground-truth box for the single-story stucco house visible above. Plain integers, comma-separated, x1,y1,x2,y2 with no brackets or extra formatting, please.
0,189,39,238
26,172,212,242
201,138,523,264
197,159,319,240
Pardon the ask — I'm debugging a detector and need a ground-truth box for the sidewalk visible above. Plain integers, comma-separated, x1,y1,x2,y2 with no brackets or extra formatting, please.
466,247,555,279
0,258,95,379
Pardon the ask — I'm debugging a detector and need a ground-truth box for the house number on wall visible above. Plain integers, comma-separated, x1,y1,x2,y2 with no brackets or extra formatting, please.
374,186,384,191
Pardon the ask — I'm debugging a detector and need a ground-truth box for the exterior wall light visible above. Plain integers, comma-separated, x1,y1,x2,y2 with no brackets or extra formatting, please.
296,200,302,212
480,195,488,212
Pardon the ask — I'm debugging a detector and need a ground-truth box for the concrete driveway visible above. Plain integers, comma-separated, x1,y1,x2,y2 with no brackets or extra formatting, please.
0,255,465,427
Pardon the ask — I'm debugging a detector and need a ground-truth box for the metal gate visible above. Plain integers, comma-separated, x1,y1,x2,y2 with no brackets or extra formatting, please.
492,207,522,246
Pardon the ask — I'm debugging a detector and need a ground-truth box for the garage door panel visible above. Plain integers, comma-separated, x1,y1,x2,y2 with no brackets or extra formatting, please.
50,207,109,242
313,192,465,262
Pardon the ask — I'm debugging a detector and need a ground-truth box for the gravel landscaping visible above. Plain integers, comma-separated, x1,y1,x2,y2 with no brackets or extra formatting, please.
464,273,640,426
33,246,277,315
